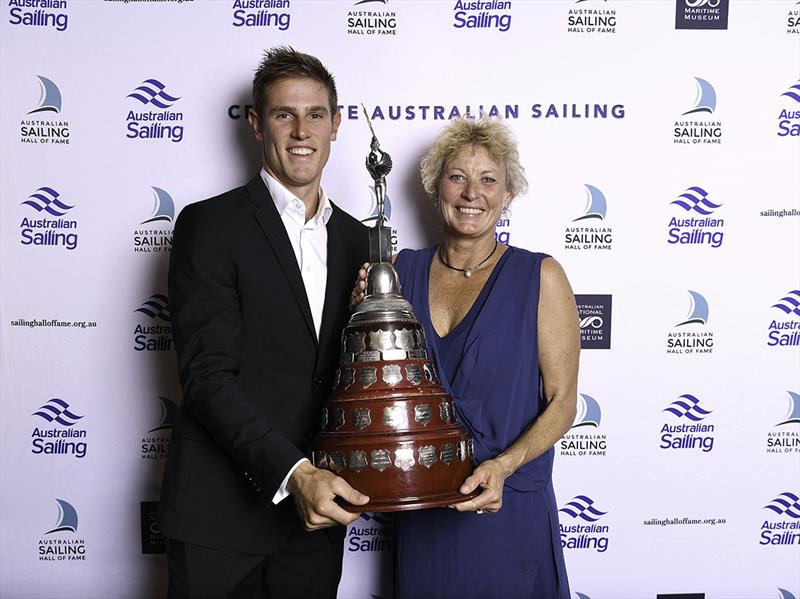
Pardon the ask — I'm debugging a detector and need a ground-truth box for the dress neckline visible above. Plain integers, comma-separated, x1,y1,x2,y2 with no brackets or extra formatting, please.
425,245,513,340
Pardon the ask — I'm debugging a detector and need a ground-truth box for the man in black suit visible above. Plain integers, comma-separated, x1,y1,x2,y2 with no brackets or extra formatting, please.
159,47,370,598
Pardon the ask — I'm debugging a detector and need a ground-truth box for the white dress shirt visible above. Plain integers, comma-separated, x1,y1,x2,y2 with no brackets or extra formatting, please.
261,169,331,503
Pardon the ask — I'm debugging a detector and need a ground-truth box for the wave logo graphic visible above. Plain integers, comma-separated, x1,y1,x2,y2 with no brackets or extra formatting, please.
559,495,608,522
45,498,78,534
777,391,800,426
579,316,603,329
28,75,62,114
764,492,800,518
142,187,175,224
663,394,712,421
682,77,717,115
135,294,171,322
362,187,392,223
148,396,178,432
359,512,392,525
781,81,800,103
676,290,709,326
573,184,607,221
573,394,602,428
127,79,181,109
771,290,800,318
671,186,722,215
32,398,84,427
778,589,797,599
22,187,75,217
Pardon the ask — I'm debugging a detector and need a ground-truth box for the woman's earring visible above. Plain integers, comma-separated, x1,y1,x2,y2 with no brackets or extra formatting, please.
434,198,440,208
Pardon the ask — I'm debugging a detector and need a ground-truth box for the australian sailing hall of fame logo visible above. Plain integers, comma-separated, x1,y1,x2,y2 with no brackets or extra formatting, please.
760,491,800,547
674,77,722,144
141,396,176,460
125,79,184,142
38,499,86,561
564,184,613,251
31,398,87,458
347,0,397,36
666,290,714,355
20,75,70,145
558,495,610,552
133,294,173,352
765,391,800,455
19,186,78,250
559,393,606,457
566,0,616,34
133,187,174,253
767,290,800,347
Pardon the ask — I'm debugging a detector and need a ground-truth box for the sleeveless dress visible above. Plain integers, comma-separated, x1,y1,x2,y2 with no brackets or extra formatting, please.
393,246,570,599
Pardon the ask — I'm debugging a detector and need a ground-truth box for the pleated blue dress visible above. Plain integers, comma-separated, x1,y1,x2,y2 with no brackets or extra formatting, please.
393,245,570,599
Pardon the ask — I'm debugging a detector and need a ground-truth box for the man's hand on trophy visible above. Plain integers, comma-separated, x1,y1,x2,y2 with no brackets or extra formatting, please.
287,461,369,530
349,262,369,311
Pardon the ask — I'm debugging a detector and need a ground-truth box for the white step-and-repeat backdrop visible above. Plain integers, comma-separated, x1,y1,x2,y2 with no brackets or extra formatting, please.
1,1,798,598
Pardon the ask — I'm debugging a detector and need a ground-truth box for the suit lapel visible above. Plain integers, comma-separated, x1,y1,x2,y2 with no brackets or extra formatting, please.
246,176,317,344
318,206,350,357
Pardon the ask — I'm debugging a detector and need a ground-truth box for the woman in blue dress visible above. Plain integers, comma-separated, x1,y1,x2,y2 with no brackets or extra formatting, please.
354,118,579,599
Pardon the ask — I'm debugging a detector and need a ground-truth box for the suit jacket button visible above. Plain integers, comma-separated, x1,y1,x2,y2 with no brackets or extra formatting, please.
313,375,324,386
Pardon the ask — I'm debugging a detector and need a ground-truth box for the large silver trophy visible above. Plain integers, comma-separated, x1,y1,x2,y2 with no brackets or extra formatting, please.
309,111,477,511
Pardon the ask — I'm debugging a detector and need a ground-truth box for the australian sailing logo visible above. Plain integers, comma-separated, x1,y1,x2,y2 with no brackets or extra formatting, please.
674,77,722,144
133,294,173,352
125,79,184,142
31,398,87,458
666,290,714,355
777,81,800,138
659,394,715,453
767,290,800,347
453,0,512,32
564,184,612,251
559,495,609,552
20,75,70,145
8,0,69,31
667,186,724,248
20,186,78,250
760,492,800,546
133,186,174,253
347,512,393,552
231,0,291,30
38,499,86,562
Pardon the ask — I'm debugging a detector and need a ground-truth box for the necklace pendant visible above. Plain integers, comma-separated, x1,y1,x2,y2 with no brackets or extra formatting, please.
463,269,472,278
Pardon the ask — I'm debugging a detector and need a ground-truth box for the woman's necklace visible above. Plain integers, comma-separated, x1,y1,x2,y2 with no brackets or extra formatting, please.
438,240,498,278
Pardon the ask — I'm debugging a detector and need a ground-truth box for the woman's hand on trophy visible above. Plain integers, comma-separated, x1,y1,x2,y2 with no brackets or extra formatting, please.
349,262,369,311
450,458,511,514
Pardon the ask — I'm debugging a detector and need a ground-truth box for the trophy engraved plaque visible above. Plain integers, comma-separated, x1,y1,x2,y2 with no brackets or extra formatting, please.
309,112,477,512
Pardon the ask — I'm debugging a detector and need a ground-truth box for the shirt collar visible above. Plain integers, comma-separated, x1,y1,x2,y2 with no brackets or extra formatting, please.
261,168,333,226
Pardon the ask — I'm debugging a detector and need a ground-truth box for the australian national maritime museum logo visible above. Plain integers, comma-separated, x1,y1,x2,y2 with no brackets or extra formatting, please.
125,79,184,143
564,184,612,251
666,290,714,355
559,393,606,458
133,294,173,352
674,77,722,145
575,294,612,349
133,187,174,253
38,498,86,562
20,75,70,145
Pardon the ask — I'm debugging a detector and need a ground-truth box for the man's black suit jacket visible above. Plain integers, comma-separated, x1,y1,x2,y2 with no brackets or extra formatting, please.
159,175,369,554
